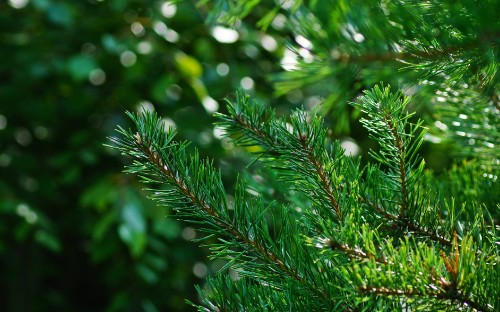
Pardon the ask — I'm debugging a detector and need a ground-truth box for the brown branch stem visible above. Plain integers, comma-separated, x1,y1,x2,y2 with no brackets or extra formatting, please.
359,285,491,311
332,39,491,64
233,114,343,220
362,196,452,247
328,238,387,264
386,118,409,218
298,134,343,220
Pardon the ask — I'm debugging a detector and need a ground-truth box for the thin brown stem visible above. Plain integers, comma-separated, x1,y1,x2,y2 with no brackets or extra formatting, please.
333,39,488,64
359,286,491,311
233,114,343,220
328,238,387,264
298,134,343,220
386,118,409,218
362,196,452,247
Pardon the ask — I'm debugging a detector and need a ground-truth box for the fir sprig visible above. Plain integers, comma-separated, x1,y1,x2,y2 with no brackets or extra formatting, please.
218,89,453,248
216,92,354,223
201,0,498,123
355,85,427,219
108,111,342,310
109,86,498,311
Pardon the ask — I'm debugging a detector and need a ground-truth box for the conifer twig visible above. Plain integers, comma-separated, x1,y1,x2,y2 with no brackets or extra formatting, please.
139,141,307,290
331,39,491,64
222,95,453,247
341,232,491,312
385,118,409,217
113,114,341,308
223,100,344,221
297,133,343,220
362,196,452,247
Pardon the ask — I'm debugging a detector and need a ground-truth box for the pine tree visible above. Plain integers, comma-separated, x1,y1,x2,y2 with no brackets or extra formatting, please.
108,1,498,311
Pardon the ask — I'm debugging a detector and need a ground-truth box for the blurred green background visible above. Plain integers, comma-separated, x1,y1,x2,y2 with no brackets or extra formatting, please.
0,1,287,311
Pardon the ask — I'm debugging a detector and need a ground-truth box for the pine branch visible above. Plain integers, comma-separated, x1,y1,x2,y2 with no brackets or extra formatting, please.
109,94,498,310
216,92,346,222
108,111,341,309
191,275,326,312
428,81,500,164
331,39,492,64
270,1,498,112
297,132,343,220
107,0,499,309
219,90,454,248
327,237,387,265
352,85,457,247
355,85,423,218
217,92,495,311
335,227,495,312
362,195,452,247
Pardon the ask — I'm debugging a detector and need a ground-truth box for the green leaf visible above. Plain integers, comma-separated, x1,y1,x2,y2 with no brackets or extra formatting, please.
118,195,147,257
175,53,203,79
34,229,61,253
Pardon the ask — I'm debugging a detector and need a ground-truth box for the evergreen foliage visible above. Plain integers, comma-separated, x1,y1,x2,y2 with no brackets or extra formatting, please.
2,1,285,310
110,0,498,311
203,0,498,133
110,86,498,311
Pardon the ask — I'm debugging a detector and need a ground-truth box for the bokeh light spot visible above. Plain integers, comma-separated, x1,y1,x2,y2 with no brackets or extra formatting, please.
211,26,239,44
182,227,196,240
243,45,259,58
341,139,361,156
136,101,154,112
198,130,213,146
216,63,229,76
153,21,168,35
120,51,137,67
0,154,11,167
15,128,32,146
166,84,182,100
164,29,179,43
81,43,96,56
295,35,313,50
137,41,152,54
89,68,106,85
131,22,145,36
34,126,49,139
306,96,322,110
279,0,293,9
281,49,298,71
271,14,286,30
16,203,38,224
213,125,225,139
353,33,365,43
8,0,29,9
162,117,176,131
240,77,254,90
298,48,314,63
22,176,39,192
202,97,219,113
161,1,177,18
193,262,208,278
260,34,278,52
